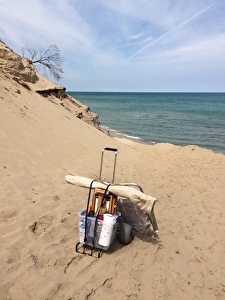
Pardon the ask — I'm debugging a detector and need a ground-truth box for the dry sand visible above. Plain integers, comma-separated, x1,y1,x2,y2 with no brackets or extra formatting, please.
1,42,225,300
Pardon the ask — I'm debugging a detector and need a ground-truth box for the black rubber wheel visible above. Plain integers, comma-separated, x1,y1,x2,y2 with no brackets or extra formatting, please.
97,250,103,258
119,222,134,245
75,242,80,253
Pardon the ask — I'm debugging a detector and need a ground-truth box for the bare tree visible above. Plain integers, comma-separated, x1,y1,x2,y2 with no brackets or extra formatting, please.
22,44,64,81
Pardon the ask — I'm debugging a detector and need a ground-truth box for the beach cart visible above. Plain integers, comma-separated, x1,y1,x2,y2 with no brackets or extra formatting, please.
66,147,158,258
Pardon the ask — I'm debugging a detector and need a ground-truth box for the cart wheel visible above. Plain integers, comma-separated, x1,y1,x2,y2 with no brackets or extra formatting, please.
97,250,103,258
75,242,80,253
119,222,134,245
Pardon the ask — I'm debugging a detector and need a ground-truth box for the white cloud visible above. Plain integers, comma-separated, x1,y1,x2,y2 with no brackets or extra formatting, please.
0,0,224,91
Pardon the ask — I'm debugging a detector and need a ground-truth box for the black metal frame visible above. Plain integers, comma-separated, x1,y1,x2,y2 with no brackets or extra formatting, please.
75,242,103,258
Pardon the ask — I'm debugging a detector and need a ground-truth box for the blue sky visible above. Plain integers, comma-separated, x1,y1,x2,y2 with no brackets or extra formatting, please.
0,0,225,92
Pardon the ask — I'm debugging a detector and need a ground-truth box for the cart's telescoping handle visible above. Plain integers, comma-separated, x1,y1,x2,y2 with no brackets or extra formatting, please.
103,147,118,152
99,148,118,183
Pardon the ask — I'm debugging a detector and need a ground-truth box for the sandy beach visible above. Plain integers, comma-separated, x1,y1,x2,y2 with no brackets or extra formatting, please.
1,41,225,300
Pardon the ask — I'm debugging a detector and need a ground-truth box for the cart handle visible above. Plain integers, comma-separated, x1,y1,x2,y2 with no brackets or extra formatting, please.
119,182,144,193
99,148,118,183
103,147,118,153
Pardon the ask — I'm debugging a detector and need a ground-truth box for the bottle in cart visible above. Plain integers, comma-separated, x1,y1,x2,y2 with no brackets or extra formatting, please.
79,219,85,243
94,194,99,214
98,214,116,247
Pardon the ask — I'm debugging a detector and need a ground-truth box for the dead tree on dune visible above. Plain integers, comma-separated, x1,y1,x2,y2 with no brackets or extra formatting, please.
22,44,64,81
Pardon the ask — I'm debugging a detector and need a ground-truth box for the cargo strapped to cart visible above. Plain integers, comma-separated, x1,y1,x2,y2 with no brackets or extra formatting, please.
76,181,121,258
67,147,159,258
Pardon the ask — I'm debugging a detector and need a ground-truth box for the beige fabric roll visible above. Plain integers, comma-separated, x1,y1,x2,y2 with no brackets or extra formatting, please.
65,174,157,214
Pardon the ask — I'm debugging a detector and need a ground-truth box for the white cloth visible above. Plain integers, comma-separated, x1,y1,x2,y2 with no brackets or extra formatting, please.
65,174,157,214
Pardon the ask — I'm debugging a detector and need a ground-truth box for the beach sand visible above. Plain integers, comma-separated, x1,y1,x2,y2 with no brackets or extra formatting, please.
1,41,225,300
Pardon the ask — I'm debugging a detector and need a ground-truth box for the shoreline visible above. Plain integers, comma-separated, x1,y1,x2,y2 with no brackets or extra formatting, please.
69,91,225,155
101,125,225,155
101,125,156,146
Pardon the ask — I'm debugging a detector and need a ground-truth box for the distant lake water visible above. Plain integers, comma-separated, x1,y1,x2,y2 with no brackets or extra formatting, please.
68,92,225,154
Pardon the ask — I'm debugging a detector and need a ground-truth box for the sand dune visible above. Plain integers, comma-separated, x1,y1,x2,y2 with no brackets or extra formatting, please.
1,41,225,299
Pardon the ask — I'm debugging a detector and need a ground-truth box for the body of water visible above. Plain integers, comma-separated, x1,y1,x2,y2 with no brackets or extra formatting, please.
68,92,225,154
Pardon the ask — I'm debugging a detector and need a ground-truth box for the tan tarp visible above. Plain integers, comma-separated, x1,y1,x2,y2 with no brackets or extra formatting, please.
65,174,157,214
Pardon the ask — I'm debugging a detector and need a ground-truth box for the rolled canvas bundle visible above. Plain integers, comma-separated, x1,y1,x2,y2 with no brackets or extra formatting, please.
65,174,157,214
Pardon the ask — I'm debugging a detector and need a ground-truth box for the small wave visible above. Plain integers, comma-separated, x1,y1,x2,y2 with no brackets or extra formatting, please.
101,125,155,145
102,125,140,139
124,134,141,140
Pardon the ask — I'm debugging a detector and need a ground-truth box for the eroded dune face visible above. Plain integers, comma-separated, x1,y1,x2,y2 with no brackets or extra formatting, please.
0,40,101,129
0,41,38,83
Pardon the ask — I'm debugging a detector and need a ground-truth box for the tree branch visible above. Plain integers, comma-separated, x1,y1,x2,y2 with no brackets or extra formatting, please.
22,44,64,81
